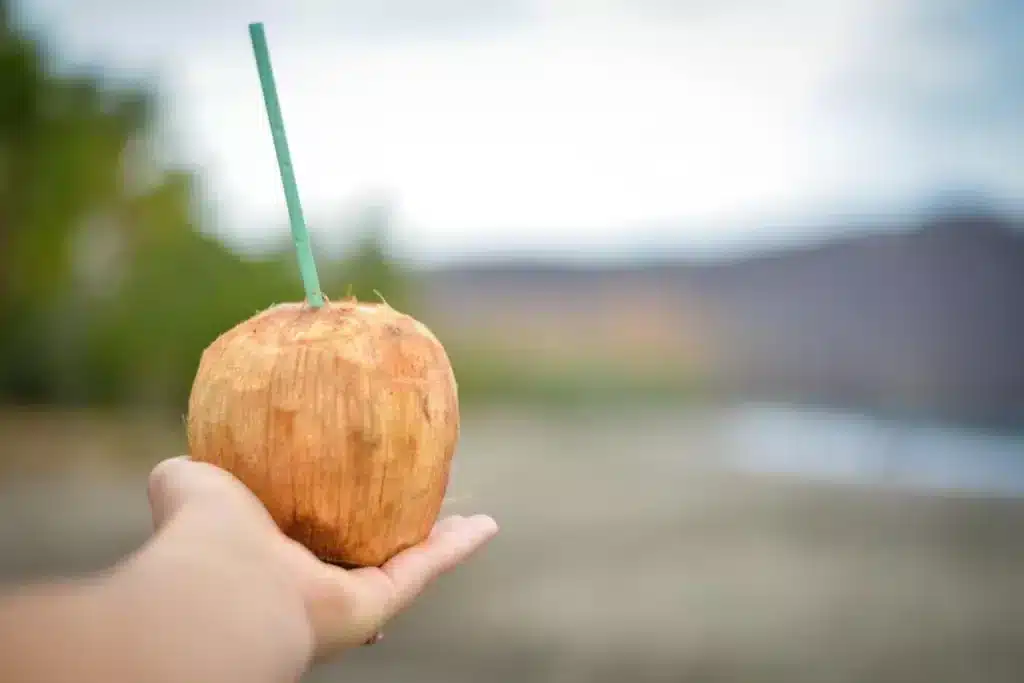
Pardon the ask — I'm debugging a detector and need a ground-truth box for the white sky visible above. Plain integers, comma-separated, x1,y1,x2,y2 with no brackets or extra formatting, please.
19,0,1021,262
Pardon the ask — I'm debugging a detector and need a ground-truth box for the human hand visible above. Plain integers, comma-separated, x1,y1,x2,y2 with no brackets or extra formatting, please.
145,455,498,660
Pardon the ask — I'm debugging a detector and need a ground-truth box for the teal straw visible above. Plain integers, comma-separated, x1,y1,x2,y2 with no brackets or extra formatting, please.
248,22,325,308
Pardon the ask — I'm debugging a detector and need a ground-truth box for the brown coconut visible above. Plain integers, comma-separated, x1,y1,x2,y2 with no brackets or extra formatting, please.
186,299,459,567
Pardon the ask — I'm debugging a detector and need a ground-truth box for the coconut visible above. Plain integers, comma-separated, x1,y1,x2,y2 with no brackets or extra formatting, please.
186,298,460,567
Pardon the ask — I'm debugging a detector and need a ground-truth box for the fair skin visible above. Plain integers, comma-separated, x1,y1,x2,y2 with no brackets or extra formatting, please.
0,456,499,683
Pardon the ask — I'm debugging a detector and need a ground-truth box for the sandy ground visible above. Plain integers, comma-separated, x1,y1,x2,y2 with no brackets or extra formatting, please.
1,407,1023,682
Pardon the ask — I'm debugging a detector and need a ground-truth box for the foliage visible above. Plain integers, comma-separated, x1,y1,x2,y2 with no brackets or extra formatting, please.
0,4,412,411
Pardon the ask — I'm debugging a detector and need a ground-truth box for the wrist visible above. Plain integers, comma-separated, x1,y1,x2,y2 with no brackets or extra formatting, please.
104,510,315,682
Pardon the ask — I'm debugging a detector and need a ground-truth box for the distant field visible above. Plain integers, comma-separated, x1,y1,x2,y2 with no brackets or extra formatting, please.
1,408,1023,683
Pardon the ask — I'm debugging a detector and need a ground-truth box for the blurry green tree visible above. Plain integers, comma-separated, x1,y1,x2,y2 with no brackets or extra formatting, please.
0,2,412,411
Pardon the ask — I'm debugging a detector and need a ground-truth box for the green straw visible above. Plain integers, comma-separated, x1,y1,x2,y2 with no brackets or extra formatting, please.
248,22,325,308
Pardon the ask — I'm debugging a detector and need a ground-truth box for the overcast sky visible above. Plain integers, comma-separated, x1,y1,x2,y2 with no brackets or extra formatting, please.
17,0,1024,262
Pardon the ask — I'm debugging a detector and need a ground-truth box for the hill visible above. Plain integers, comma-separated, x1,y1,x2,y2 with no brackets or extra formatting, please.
417,212,1024,424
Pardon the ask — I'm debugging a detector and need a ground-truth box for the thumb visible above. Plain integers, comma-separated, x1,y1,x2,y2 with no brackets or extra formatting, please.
147,455,238,530
147,455,197,530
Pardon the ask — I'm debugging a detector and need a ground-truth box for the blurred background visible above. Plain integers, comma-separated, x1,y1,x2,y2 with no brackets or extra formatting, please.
2,0,1023,680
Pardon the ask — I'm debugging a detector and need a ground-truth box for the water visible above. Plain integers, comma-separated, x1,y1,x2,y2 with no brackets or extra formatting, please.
719,402,1024,497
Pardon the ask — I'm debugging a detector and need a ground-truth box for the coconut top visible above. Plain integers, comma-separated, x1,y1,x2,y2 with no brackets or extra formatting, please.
203,299,453,386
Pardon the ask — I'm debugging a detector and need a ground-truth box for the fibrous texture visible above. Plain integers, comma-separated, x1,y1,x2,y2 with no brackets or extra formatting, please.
187,300,460,567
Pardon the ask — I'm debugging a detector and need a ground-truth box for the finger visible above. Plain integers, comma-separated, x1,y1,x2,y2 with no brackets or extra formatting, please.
367,514,499,615
303,516,479,651
305,515,497,656
428,515,466,538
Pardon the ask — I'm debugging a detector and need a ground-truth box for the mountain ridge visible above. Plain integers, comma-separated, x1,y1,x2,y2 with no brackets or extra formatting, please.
415,212,1024,424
